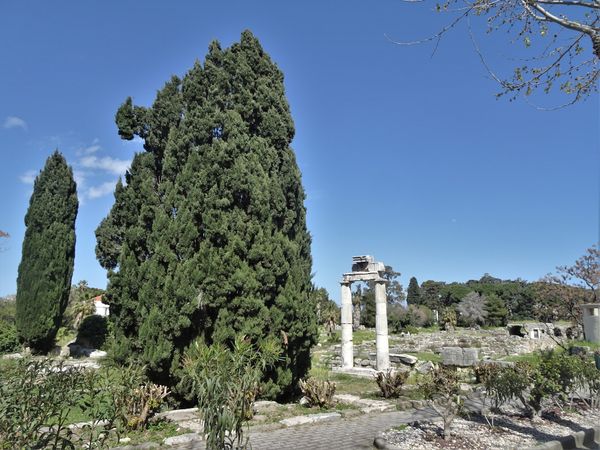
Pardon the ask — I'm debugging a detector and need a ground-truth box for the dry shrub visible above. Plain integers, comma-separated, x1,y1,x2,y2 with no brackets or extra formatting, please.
299,377,336,408
374,369,409,398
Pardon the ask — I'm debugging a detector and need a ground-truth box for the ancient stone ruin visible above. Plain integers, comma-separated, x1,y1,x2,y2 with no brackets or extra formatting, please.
340,255,390,371
582,302,600,343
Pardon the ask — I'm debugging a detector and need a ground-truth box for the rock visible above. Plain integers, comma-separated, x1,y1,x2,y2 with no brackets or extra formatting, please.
569,346,589,356
119,437,131,444
155,407,199,422
253,400,281,414
1,353,23,359
460,383,473,393
89,350,107,359
252,414,268,423
441,347,479,367
280,412,341,427
415,361,435,374
389,353,418,366
163,433,202,446
299,396,310,406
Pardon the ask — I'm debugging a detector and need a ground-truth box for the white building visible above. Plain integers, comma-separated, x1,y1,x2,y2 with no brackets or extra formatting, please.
93,295,110,317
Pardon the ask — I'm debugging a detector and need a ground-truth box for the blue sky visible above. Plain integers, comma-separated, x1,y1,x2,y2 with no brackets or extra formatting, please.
0,1,598,301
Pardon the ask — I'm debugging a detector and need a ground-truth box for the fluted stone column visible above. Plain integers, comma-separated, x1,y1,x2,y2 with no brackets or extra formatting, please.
375,279,390,371
340,281,353,369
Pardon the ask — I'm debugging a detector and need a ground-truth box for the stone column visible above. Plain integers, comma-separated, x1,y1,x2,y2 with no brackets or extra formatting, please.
340,280,353,369
375,279,390,371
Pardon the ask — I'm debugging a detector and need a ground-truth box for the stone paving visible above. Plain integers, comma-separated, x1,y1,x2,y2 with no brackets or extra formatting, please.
171,408,439,449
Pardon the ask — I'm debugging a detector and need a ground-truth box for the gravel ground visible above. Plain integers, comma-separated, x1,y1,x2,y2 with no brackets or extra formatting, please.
382,406,600,450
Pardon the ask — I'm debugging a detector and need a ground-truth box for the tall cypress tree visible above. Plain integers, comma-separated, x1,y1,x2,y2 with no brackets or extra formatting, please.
406,276,421,306
97,31,316,398
16,151,78,353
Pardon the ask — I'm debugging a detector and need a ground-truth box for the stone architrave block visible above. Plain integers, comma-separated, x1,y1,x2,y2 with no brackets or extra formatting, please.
389,353,418,366
441,347,479,367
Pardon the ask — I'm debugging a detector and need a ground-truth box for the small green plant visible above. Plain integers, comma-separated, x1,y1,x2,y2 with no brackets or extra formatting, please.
417,365,462,439
299,377,337,408
182,336,280,450
374,369,409,399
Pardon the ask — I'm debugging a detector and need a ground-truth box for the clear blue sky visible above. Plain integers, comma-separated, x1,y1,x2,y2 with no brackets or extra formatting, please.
0,1,598,302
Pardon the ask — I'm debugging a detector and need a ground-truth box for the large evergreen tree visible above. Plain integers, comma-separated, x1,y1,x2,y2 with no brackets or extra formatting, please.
16,151,78,353
96,31,316,398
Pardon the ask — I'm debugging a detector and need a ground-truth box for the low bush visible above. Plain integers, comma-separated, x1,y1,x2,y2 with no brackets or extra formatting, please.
299,377,337,408
374,369,409,399
417,365,462,439
181,336,280,450
77,315,108,349
476,350,600,418
0,322,19,354
0,359,169,449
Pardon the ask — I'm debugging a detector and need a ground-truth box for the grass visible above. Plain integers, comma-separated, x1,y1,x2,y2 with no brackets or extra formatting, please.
501,352,543,363
329,372,379,397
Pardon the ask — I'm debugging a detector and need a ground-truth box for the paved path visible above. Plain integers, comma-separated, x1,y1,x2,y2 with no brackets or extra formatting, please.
172,408,438,450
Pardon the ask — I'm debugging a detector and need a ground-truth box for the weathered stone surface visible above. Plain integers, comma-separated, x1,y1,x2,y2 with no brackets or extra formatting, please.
89,350,107,359
334,394,395,413
163,433,202,446
415,361,435,374
279,412,341,427
440,347,479,367
253,400,281,414
156,407,199,422
389,353,417,365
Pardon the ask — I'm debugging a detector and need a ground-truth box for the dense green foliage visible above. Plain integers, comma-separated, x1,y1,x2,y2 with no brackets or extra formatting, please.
96,31,316,398
476,350,600,417
311,286,339,326
16,151,78,353
0,359,168,448
0,299,18,354
77,315,108,349
388,304,434,332
415,275,536,322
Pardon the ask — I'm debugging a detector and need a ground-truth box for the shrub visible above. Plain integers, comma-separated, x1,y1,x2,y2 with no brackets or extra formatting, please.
441,308,457,331
417,365,462,439
77,315,108,349
374,369,409,399
389,305,434,332
476,351,600,418
0,322,19,354
181,336,280,450
0,359,169,449
299,377,336,408
0,359,85,449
